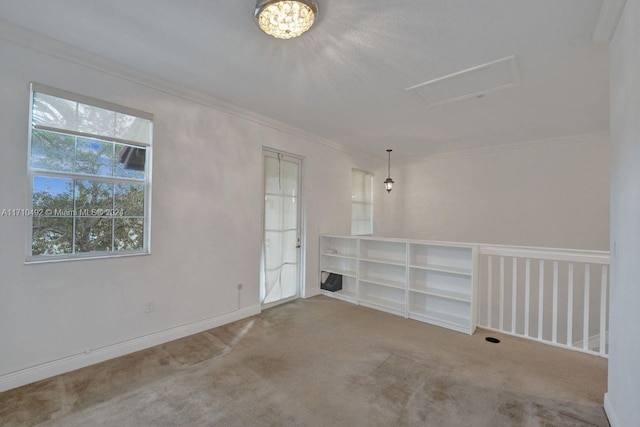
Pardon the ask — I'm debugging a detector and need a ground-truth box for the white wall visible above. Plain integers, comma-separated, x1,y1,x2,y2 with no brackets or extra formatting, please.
0,31,375,391
606,1,640,425
375,136,610,250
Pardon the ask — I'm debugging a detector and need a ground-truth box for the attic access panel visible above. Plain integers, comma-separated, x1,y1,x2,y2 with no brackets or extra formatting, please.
406,56,520,107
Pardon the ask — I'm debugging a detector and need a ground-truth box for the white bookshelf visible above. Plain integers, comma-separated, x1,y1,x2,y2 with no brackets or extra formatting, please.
408,243,476,334
360,238,407,265
320,236,358,303
320,236,478,335
358,238,407,314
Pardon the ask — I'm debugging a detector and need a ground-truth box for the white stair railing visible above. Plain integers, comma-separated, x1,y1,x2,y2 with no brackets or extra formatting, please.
477,245,610,357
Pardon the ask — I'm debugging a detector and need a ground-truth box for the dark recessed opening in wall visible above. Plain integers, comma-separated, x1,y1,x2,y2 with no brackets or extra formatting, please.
486,337,501,344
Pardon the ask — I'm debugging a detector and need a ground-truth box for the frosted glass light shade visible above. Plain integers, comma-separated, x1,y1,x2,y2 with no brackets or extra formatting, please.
384,177,394,193
256,0,317,39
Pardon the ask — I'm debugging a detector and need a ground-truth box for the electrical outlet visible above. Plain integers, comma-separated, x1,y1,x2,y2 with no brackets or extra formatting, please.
237,283,243,290
144,301,154,313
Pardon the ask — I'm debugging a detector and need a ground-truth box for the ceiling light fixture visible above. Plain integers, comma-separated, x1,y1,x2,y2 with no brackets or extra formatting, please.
255,0,318,40
384,149,395,193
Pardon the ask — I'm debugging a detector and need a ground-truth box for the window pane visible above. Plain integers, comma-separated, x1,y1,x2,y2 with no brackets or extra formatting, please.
32,93,78,130
114,218,144,251
32,217,73,256
264,157,281,195
115,183,144,216
352,203,372,221
351,169,373,235
115,113,151,145
75,217,113,253
31,130,75,172
75,180,113,212
33,176,74,212
280,160,298,196
76,138,114,176
77,103,116,138
33,91,152,145
352,170,364,201
363,173,372,202
115,144,146,179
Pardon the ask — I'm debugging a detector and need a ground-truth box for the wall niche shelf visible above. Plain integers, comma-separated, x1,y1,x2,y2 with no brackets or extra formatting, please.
320,236,478,335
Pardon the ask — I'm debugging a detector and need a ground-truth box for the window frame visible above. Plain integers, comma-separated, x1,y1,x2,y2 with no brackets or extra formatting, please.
26,83,153,263
351,168,374,236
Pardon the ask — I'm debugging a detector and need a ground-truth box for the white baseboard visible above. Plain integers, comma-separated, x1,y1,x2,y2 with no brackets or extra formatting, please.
573,331,609,351
303,289,321,298
604,393,620,427
0,305,261,393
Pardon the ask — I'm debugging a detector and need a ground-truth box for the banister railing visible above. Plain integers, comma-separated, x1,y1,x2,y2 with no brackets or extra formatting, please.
477,244,610,357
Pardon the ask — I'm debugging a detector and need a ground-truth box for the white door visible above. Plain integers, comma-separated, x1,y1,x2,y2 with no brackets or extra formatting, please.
261,150,302,307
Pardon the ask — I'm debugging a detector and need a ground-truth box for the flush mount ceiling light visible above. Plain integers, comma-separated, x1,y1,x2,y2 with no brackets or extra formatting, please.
255,0,318,40
384,149,395,193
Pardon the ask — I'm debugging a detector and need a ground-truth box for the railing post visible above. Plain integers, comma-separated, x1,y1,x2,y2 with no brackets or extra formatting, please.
500,257,505,331
512,257,517,333
538,260,544,340
487,256,493,329
525,259,531,337
567,262,574,346
600,265,608,355
583,264,590,351
552,261,559,344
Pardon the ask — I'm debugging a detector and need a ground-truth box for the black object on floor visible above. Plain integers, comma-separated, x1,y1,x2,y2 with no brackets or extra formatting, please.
321,272,343,292
486,337,501,344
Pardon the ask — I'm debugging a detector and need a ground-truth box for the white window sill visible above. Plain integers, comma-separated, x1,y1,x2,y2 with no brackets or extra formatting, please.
25,250,150,265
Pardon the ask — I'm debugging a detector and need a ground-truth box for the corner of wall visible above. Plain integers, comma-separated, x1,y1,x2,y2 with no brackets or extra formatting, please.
604,393,620,427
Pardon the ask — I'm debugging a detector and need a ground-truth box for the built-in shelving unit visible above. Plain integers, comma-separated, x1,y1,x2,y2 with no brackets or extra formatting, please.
319,236,358,303
320,236,477,335
358,238,407,315
407,243,475,334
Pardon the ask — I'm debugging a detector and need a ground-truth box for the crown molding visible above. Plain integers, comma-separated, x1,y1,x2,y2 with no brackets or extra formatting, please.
593,0,628,43
398,131,610,164
0,19,379,163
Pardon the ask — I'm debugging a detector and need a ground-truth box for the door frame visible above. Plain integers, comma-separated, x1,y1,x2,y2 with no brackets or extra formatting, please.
260,147,306,309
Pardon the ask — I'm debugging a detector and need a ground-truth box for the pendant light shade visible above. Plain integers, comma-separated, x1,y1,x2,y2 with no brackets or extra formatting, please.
384,149,394,193
255,0,318,39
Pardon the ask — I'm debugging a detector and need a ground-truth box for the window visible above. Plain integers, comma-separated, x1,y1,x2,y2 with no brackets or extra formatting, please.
351,168,373,235
27,84,153,261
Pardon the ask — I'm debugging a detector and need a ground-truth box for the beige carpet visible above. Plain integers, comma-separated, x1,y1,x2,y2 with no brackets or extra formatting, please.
0,296,609,426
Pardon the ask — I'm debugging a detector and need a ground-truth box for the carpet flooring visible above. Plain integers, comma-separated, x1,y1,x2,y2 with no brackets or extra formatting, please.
0,296,609,426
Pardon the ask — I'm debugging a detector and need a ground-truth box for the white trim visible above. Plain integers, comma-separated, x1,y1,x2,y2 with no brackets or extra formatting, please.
397,131,610,164
0,19,378,163
572,331,609,352
25,250,149,265
478,245,610,265
604,393,620,427
478,326,608,359
261,295,298,310
305,288,322,299
0,304,261,393
593,0,628,43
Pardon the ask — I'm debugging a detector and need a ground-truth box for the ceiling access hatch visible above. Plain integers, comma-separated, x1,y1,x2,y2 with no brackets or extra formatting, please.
406,55,520,107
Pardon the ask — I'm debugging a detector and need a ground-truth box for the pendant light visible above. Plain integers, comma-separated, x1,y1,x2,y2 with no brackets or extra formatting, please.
384,149,395,193
255,0,318,40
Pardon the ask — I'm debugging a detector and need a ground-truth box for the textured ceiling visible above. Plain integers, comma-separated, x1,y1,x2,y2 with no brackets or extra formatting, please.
0,0,609,160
